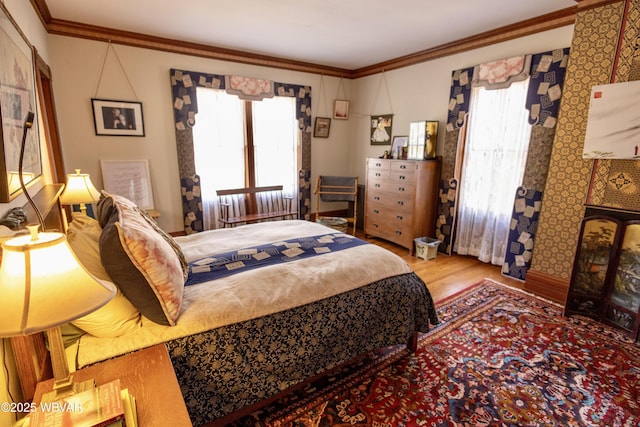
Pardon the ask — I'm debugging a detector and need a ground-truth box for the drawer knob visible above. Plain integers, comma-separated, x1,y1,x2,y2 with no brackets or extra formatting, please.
374,209,379,214
374,196,380,201
376,172,381,177
396,215,403,220
399,175,405,180
375,162,382,167
397,201,404,206
398,187,405,192
395,230,402,235
373,223,379,228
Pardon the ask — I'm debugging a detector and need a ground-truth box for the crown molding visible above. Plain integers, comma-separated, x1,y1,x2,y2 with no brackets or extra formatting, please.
32,2,577,79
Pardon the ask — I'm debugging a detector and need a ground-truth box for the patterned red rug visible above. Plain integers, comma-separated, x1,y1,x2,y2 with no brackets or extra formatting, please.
230,279,640,426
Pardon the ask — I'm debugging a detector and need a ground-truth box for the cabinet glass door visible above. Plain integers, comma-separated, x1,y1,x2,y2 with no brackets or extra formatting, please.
566,217,620,318
607,222,640,334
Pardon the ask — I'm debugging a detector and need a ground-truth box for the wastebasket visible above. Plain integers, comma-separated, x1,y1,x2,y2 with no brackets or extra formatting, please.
414,237,441,260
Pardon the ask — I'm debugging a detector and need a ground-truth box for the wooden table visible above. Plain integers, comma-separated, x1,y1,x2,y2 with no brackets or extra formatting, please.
33,344,192,426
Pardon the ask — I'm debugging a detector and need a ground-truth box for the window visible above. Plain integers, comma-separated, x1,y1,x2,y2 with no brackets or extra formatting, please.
193,87,299,229
454,79,532,265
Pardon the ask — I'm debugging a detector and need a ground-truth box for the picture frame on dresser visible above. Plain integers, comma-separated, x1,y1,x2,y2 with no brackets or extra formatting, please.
390,135,408,159
0,3,42,202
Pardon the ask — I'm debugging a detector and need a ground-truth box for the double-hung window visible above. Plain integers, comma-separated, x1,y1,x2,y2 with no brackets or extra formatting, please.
192,87,299,229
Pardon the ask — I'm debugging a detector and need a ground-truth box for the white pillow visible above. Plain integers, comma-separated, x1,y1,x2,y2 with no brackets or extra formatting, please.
66,213,141,337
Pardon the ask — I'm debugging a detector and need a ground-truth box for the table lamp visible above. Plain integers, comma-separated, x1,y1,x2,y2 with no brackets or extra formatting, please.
59,169,101,216
0,112,116,399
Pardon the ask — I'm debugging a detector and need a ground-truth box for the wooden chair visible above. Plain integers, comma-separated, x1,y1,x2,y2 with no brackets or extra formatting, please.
314,176,358,235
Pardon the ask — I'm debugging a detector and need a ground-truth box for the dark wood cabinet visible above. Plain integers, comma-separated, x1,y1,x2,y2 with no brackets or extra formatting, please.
565,214,640,340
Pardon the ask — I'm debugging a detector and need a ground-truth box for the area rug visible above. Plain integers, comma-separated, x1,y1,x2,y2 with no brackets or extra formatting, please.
229,279,640,426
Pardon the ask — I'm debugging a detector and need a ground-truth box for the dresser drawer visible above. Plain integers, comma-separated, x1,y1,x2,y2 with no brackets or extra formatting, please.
367,159,390,171
390,160,416,173
365,219,413,247
368,179,416,195
368,168,390,181
388,170,416,183
367,189,414,212
366,205,412,225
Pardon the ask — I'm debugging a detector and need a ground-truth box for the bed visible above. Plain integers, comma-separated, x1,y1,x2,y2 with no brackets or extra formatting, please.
29,192,439,426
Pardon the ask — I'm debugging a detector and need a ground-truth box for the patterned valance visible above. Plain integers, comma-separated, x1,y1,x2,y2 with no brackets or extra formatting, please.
170,69,312,131
472,55,531,89
225,75,274,101
525,48,570,128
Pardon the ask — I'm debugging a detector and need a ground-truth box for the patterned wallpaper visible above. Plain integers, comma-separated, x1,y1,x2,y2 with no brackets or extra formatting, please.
531,1,627,280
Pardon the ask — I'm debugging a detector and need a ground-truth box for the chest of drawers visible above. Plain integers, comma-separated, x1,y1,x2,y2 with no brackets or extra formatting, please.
364,158,440,254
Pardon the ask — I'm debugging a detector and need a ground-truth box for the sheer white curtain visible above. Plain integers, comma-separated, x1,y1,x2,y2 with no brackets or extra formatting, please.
193,88,245,230
193,88,298,229
252,96,298,196
454,79,532,265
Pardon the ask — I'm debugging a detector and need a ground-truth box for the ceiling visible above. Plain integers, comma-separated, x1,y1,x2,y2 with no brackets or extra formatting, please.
42,0,577,71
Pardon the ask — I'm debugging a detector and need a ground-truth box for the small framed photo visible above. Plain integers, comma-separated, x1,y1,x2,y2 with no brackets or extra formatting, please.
313,117,331,138
333,99,350,120
390,135,408,159
370,114,393,145
92,98,145,137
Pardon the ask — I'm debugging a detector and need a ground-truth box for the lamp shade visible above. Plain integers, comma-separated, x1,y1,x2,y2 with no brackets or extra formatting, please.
59,169,101,205
0,227,116,336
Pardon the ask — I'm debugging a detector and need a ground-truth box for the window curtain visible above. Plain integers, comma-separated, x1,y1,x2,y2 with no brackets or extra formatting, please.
437,48,570,279
454,80,532,265
169,69,312,234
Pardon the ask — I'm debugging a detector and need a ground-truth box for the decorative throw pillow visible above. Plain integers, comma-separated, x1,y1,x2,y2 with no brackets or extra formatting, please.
66,213,142,337
98,192,185,326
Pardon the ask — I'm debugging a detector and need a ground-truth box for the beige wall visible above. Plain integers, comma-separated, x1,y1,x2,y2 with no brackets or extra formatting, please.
47,27,574,233
47,36,354,232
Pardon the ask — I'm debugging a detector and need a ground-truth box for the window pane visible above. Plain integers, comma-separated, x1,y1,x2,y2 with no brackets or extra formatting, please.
193,88,245,193
252,96,298,195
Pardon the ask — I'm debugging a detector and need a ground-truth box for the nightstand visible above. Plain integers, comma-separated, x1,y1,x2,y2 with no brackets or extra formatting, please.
32,344,191,426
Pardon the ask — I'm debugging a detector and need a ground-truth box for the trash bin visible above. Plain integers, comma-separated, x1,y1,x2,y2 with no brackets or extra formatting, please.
414,237,441,260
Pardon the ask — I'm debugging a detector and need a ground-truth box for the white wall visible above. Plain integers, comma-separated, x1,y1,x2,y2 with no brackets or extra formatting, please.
349,26,575,180
47,36,353,232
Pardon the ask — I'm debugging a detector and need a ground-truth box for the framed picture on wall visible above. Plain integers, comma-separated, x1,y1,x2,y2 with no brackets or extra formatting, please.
92,99,145,137
0,3,42,202
313,117,331,138
333,100,350,120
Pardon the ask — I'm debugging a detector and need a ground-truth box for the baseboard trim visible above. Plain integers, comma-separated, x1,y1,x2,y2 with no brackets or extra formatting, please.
524,269,570,305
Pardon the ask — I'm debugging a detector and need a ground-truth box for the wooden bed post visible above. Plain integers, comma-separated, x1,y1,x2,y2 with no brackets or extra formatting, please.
408,331,419,353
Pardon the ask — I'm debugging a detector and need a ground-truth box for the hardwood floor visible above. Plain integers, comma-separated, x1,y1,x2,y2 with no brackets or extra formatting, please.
358,232,524,303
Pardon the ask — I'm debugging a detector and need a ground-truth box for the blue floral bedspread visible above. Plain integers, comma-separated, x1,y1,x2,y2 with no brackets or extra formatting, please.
185,233,367,286
166,272,438,426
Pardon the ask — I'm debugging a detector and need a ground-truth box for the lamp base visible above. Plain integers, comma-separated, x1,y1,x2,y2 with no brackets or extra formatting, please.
41,378,95,402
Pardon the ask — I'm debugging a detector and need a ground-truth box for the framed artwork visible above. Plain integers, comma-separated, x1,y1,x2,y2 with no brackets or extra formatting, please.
100,160,155,209
92,99,145,137
0,3,42,202
313,117,331,138
370,114,393,145
333,100,350,120
390,135,408,159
